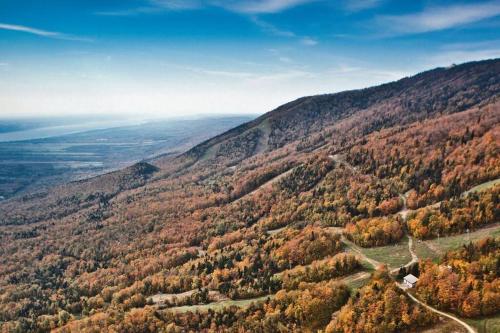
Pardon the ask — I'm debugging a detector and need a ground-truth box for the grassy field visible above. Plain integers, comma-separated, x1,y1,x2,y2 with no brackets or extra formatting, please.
343,272,371,293
356,236,412,270
464,313,500,333
423,224,500,257
463,178,500,196
167,295,274,313
413,240,440,261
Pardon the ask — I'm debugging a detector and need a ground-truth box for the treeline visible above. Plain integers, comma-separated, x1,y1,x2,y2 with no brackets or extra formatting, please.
407,185,499,239
281,253,360,290
0,63,499,332
273,226,343,268
344,216,404,247
54,280,351,332
260,165,402,231
326,268,437,333
416,237,500,318
347,104,500,210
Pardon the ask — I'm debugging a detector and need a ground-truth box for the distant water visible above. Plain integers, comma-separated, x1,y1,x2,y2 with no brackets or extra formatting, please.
0,119,145,142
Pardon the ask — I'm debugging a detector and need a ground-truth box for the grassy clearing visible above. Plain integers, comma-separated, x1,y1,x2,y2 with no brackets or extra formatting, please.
463,178,500,196
464,313,500,333
167,295,274,313
356,236,412,270
267,227,286,236
413,240,440,262
424,224,500,257
344,273,370,293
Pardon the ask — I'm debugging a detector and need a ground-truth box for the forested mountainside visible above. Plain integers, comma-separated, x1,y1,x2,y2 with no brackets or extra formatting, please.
0,59,499,332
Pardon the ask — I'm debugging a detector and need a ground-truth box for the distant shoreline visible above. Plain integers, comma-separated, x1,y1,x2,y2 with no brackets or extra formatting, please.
0,119,146,143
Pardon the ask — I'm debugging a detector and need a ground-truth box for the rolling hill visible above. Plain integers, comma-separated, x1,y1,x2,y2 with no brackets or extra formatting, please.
0,59,499,333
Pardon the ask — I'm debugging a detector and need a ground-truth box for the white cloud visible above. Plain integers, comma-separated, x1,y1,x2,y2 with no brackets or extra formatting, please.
429,48,500,68
99,0,319,15
0,23,92,41
301,37,318,46
95,7,164,16
214,0,318,14
181,65,256,78
328,64,408,81
180,64,314,81
440,39,500,51
343,0,383,12
250,17,296,37
250,17,319,46
151,0,203,10
97,0,203,15
279,56,293,63
376,2,500,36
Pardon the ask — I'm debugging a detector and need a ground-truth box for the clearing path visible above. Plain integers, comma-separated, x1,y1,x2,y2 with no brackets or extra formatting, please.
407,237,418,266
391,221,476,333
266,226,287,236
149,289,228,307
342,237,381,269
422,222,500,258
398,285,476,333
462,177,500,196
401,177,500,219
390,236,418,273
339,271,370,286
398,191,412,221
233,164,300,203
328,154,359,174
166,294,274,313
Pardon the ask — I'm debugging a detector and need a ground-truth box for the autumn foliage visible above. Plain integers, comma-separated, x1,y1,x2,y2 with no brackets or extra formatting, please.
344,216,404,247
416,237,500,318
407,185,499,239
326,268,437,333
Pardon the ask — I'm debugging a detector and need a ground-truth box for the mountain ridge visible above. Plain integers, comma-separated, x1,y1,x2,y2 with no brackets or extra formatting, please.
0,58,499,333
178,58,499,168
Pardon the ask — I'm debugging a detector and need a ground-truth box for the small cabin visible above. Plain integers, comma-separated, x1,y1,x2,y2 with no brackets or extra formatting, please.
403,274,418,288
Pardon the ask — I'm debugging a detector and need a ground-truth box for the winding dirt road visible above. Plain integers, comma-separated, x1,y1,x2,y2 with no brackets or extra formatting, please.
399,287,476,333
395,210,476,333
325,154,485,332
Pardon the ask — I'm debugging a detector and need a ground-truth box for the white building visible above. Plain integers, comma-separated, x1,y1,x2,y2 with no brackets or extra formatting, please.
403,274,418,288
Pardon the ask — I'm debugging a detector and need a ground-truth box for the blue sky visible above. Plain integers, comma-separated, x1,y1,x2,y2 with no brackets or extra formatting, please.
1,0,500,118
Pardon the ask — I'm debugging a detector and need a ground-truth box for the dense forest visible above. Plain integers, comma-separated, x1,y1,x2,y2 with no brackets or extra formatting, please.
0,59,499,332
416,237,499,318
326,268,437,333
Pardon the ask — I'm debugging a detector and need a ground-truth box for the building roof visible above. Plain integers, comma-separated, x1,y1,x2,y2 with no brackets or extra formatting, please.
404,274,418,284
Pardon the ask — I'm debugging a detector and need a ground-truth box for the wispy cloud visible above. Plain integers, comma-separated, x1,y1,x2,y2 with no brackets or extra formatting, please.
301,37,318,46
0,23,92,41
429,44,500,68
250,17,318,46
214,0,318,14
179,64,314,81
97,0,203,15
375,2,500,36
440,39,500,51
95,7,164,16
98,0,318,16
328,64,408,81
343,0,383,12
182,65,256,78
250,17,295,37
151,0,203,10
